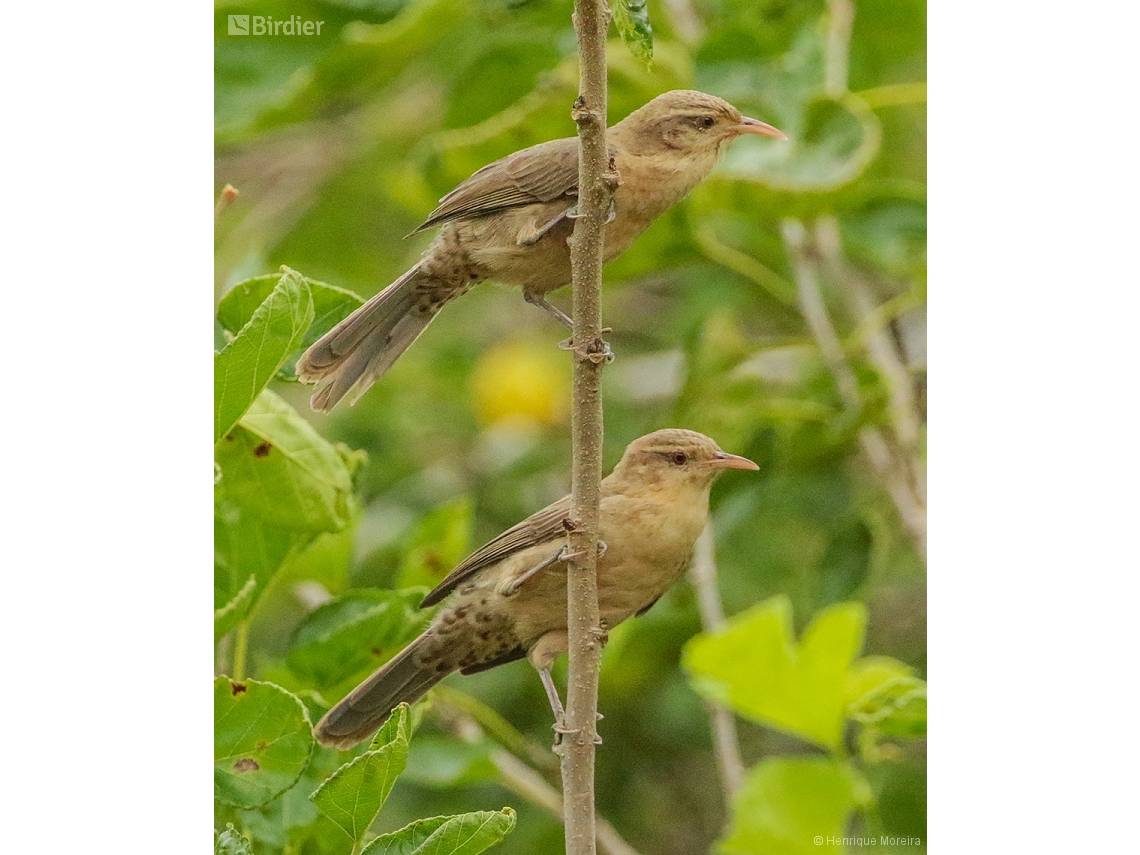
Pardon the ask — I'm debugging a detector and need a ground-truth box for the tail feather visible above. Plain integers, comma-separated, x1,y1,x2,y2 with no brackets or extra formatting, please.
296,265,440,412
314,634,449,749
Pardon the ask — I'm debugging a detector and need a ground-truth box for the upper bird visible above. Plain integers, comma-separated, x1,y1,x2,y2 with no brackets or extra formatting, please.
296,90,786,412
313,428,759,749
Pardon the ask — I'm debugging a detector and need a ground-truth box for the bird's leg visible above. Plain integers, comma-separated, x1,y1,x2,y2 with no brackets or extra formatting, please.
497,546,567,598
539,667,567,722
523,291,574,329
539,666,571,748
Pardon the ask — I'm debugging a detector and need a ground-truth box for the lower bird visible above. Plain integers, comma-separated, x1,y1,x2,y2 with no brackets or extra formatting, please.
314,429,758,749
295,90,785,412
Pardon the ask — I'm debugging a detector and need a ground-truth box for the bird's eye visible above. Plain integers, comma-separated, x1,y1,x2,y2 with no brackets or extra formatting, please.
671,451,688,466
698,116,715,129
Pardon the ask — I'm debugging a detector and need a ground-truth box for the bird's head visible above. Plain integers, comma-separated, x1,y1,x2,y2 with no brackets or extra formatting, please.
614,90,786,159
609,428,758,497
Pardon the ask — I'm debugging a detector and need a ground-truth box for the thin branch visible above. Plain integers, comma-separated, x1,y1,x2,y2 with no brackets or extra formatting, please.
855,82,927,110
781,220,927,558
781,220,863,409
214,183,239,228
437,705,643,855
692,222,798,309
814,217,924,460
661,0,705,46
432,685,559,774
824,0,855,96
689,524,745,802
494,750,642,855
564,2,614,855
231,619,249,681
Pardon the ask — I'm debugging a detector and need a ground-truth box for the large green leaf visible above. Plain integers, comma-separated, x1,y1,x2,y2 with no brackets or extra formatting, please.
310,704,413,844
215,490,310,633
719,757,863,855
214,677,315,809
217,273,365,381
287,589,428,689
215,388,355,532
214,267,313,443
362,809,516,855
682,596,866,749
398,736,497,789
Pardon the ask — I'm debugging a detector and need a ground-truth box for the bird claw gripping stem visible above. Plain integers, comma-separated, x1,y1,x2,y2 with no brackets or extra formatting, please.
565,199,617,224
558,335,615,365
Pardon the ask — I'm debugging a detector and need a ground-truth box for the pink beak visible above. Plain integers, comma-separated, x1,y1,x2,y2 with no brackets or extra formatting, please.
709,451,760,471
735,116,788,140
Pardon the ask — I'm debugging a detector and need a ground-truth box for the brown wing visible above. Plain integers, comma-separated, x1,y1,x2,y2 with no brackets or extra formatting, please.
412,138,580,234
420,494,572,608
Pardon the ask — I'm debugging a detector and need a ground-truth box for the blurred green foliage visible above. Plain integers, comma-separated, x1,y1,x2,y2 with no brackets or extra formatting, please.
215,0,926,852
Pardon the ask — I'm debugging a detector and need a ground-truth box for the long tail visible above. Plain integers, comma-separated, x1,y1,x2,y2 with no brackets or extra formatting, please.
314,632,449,749
296,264,441,412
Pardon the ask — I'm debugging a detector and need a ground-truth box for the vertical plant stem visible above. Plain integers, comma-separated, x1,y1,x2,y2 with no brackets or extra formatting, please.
564,2,613,855
434,704,644,855
689,524,745,802
231,619,249,681
824,0,854,96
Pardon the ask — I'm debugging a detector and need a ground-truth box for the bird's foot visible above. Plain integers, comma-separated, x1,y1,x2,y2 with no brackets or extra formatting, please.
551,714,577,753
558,335,615,365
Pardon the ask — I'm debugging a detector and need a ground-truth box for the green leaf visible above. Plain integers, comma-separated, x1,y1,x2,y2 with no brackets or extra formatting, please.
682,596,866,749
215,490,309,629
399,736,497,789
215,677,315,809
217,273,365,381
610,0,653,65
287,589,428,689
214,572,258,642
362,808,516,855
399,497,473,589
214,823,254,855
720,757,863,855
310,704,413,844
214,267,314,443
215,388,355,532
846,656,926,739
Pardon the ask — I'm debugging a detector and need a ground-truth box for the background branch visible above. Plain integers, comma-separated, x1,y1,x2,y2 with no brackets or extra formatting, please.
436,704,643,855
781,220,927,558
689,524,745,802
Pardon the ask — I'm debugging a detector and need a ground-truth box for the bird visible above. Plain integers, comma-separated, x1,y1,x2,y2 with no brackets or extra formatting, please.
296,90,786,412
313,428,759,749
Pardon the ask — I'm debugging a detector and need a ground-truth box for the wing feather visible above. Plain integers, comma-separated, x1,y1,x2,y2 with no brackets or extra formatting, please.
412,138,581,233
420,495,572,607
